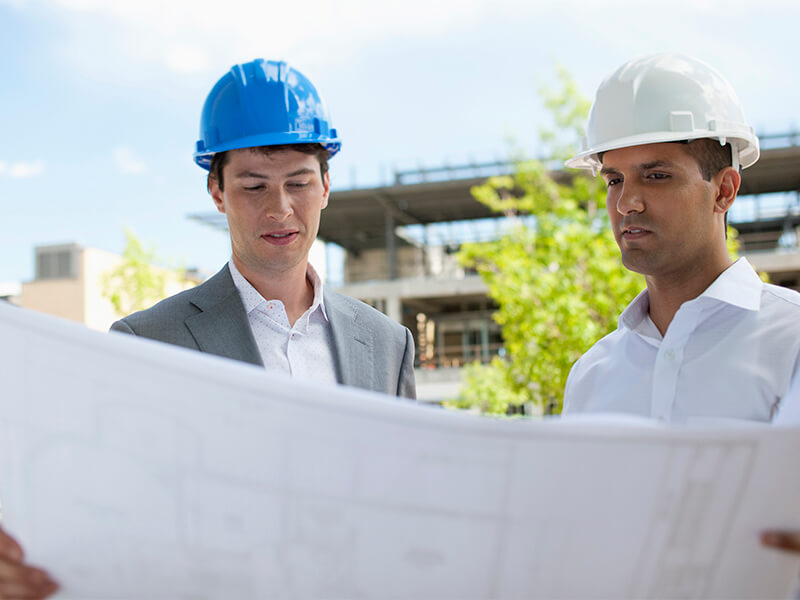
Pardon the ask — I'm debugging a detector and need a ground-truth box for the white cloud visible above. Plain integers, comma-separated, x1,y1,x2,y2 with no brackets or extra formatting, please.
0,160,45,179
50,0,95,8
33,0,790,91
112,146,147,174
165,45,211,74
11,0,799,137
40,0,504,77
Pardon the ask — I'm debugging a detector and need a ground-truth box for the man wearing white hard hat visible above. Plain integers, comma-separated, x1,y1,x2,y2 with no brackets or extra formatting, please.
563,53,800,423
562,53,800,558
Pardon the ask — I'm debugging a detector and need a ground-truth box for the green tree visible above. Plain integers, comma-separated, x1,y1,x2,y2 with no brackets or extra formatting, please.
102,229,191,316
450,68,644,416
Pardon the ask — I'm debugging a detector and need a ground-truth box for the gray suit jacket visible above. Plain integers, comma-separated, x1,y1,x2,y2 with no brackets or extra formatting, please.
110,265,416,399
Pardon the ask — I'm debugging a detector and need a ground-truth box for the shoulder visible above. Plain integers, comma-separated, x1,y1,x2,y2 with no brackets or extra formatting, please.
110,286,205,340
325,290,409,336
114,286,202,330
573,326,627,367
563,326,626,412
761,282,800,311
111,266,235,335
755,283,800,340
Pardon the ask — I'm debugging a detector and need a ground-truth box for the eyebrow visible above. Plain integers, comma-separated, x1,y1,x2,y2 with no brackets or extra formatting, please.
599,159,675,176
639,160,674,170
599,165,620,177
285,167,317,178
233,167,317,180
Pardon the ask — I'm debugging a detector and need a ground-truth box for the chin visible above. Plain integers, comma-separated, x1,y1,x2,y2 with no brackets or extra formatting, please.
620,254,654,276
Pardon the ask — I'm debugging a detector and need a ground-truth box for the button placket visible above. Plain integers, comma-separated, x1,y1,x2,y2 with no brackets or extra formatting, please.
650,304,702,421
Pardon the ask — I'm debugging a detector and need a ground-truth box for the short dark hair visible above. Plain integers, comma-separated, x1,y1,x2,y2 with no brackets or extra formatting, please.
680,139,732,181
597,139,732,181
208,143,331,191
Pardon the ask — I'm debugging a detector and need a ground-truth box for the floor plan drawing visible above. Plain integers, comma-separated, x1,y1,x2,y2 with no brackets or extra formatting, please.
0,302,798,599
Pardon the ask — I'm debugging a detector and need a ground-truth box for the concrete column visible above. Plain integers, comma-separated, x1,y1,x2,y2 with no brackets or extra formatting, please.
480,319,490,362
385,295,402,324
385,211,397,280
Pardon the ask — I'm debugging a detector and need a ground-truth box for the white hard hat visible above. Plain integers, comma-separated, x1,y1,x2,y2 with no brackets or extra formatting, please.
566,53,759,173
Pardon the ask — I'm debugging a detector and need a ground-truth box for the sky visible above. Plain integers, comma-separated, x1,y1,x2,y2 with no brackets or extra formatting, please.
1,0,798,284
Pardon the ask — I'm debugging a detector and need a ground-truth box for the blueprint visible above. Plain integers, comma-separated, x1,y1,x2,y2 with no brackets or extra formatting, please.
0,301,798,599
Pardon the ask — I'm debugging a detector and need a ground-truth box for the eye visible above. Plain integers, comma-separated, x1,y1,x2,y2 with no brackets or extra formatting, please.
605,177,622,187
243,184,265,192
287,181,310,189
646,172,670,180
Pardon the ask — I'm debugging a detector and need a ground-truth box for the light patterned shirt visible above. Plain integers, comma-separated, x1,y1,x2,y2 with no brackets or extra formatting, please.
228,259,338,385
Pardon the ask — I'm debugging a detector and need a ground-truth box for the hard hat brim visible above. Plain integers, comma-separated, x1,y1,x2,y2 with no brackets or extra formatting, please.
194,134,342,170
565,130,759,171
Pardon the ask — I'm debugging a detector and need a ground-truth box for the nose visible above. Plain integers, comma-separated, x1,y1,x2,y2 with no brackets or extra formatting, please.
265,187,293,222
614,181,645,215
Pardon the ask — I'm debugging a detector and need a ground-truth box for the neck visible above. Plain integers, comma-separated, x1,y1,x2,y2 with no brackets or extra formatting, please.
233,257,314,326
646,255,733,335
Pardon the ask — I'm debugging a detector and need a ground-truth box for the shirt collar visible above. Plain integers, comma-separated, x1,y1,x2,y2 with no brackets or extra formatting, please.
228,258,329,322
305,262,329,321
619,288,654,334
699,257,763,311
619,256,763,334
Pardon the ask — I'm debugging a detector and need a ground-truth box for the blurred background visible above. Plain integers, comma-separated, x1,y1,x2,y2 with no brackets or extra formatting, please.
2,0,798,404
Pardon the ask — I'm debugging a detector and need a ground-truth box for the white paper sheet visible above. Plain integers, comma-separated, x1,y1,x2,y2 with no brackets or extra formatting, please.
0,301,798,599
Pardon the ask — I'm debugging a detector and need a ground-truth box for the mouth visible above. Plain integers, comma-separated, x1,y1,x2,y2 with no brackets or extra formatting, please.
262,230,299,245
620,225,651,239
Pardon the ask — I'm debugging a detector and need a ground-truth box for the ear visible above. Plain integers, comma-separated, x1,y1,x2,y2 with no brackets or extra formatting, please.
320,170,331,210
208,174,226,214
713,167,741,215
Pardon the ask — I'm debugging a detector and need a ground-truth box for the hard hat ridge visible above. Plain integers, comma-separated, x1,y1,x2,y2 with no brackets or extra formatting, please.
194,58,341,170
566,53,759,173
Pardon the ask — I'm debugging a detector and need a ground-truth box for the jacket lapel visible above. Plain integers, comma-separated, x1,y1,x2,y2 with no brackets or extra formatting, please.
325,291,374,390
184,266,263,367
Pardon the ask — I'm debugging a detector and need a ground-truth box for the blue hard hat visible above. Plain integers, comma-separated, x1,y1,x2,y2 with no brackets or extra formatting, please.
194,59,341,170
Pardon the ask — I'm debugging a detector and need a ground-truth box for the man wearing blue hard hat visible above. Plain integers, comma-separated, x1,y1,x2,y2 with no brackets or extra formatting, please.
0,58,415,598
108,58,415,399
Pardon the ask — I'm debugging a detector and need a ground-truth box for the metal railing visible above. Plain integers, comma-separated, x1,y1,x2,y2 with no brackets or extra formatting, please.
730,192,800,224
394,160,512,186
758,131,800,149
391,130,800,186
416,342,504,369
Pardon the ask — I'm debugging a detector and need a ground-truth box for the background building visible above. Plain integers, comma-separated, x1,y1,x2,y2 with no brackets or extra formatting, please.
18,243,197,332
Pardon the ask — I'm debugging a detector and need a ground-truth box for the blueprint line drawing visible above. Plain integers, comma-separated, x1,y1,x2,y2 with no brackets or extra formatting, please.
0,302,799,600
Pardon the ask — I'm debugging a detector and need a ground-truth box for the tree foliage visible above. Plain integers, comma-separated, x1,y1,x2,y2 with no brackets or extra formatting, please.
102,229,187,316
449,68,644,416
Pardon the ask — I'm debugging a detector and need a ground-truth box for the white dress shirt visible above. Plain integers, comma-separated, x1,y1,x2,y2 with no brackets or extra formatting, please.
563,258,800,423
229,259,339,385
774,368,800,425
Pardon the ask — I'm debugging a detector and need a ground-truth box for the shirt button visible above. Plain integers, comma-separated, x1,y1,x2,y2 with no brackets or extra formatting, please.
664,350,675,361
